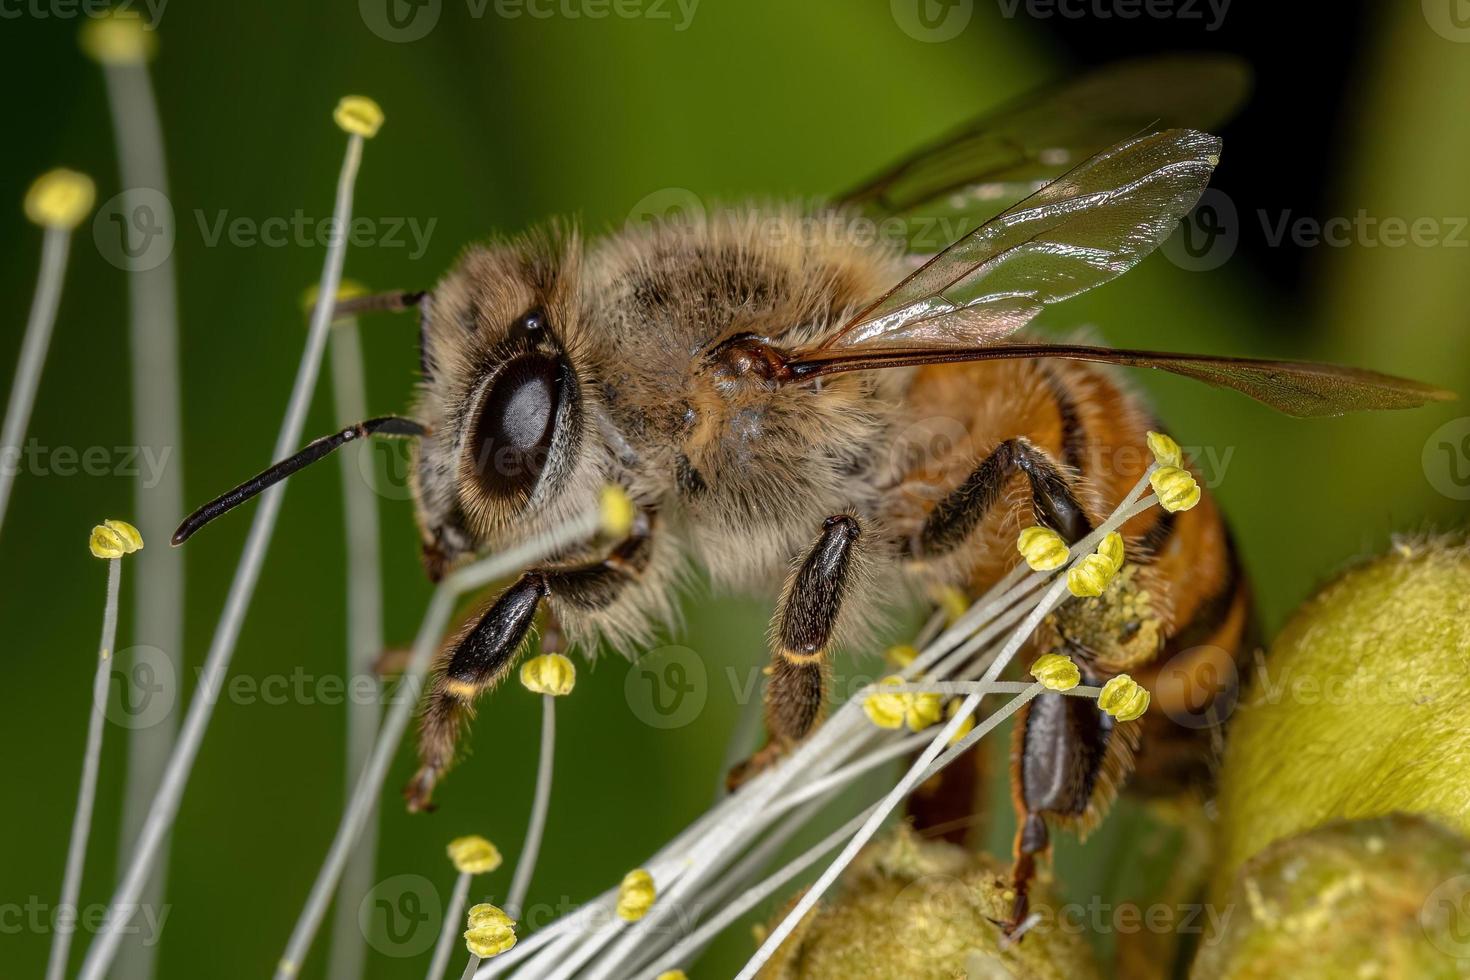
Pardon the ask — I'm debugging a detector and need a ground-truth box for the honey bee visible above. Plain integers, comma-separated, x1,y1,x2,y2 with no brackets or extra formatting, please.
172,56,1449,933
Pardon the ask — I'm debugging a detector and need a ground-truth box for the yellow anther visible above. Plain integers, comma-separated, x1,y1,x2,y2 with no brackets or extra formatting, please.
1030,653,1081,692
1150,465,1201,513
463,903,516,958
1066,552,1116,598
89,519,144,559
520,653,576,697
25,169,95,230
1017,525,1069,572
79,11,157,65
1098,531,1125,573
884,644,918,669
1146,430,1183,468
933,584,969,623
301,278,369,316
616,869,657,922
905,691,944,732
600,484,635,538
447,835,502,875
334,95,385,138
1098,674,1151,722
656,972,688,980
944,699,975,745
862,676,908,730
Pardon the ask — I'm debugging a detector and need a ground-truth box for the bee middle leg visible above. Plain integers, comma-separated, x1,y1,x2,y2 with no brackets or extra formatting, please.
405,512,654,812
726,514,866,790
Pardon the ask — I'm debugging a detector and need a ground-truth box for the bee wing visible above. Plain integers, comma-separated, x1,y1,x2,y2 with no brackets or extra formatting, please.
803,128,1221,355
838,54,1249,229
786,343,1454,419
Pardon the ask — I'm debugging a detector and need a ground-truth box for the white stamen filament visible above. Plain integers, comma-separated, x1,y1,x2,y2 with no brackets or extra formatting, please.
79,130,370,980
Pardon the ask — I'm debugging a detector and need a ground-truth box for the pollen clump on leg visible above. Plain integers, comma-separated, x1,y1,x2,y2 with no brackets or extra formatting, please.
463,903,516,958
447,835,503,875
616,868,657,922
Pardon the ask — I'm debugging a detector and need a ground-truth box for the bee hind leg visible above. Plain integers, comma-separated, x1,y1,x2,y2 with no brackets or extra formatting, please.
727,514,867,791
1002,664,1138,937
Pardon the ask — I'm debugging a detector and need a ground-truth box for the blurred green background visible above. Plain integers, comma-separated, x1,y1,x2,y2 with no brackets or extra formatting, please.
3,1,1469,977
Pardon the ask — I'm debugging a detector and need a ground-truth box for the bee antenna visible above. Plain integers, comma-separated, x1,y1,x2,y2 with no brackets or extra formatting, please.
172,415,427,546
313,289,428,322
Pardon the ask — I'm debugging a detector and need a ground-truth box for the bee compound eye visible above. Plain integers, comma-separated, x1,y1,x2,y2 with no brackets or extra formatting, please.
469,353,562,499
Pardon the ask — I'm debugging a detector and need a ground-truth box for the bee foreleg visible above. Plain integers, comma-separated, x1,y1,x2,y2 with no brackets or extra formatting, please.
727,515,864,790
406,512,655,811
916,438,1093,557
406,572,549,812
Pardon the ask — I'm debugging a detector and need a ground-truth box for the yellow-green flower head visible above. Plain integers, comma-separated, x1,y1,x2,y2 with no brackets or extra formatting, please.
333,96,384,138
862,676,908,730
1097,531,1125,573
1098,674,1150,721
89,519,144,559
1030,653,1081,692
944,699,975,745
520,653,576,697
1017,525,1069,572
600,484,635,538
79,10,158,65
463,903,516,958
447,835,502,875
904,690,944,732
616,868,656,922
1066,552,1116,598
655,972,688,980
1145,430,1183,468
25,169,96,230
300,278,369,316
884,644,918,669
1150,465,1201,513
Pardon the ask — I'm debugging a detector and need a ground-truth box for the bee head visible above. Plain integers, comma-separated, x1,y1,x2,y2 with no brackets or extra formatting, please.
410,232,602,579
